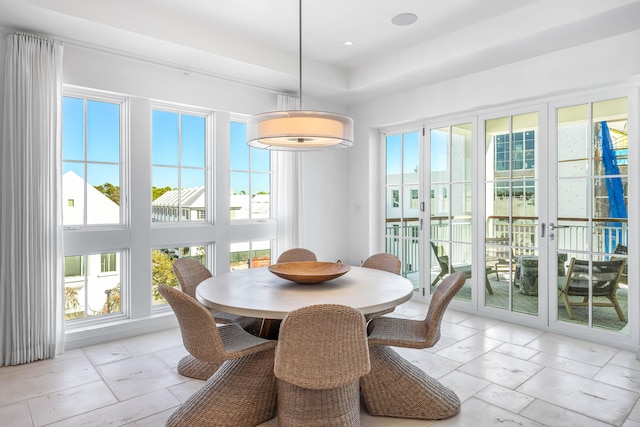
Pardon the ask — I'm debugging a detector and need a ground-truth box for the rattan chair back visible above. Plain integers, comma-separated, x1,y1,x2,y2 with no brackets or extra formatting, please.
423,272,466,346
276,248,317,263
274,304,370,389
158,283,229,364
171,258,212,299
361,253,401,275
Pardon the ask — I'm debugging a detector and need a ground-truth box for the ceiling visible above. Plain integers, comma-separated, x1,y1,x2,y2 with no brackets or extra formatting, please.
1,0,640,106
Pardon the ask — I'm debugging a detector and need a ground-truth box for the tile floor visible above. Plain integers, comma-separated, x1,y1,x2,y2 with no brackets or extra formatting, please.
2,301,640,426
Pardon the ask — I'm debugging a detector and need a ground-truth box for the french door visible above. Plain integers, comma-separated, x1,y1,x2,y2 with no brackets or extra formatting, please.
550,95,632,339
424,92,635,346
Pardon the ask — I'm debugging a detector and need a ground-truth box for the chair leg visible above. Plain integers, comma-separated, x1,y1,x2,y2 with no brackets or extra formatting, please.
431,271,444,287
561,293,575,319
167,350,277,427
608,296,626,321
485,276,493,295
360,346,460,420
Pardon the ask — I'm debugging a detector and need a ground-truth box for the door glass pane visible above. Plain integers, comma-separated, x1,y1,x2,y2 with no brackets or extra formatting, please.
431,127,449,183
485,113,538,314
429,123,472,301
384,131,420,290
557,98,628,332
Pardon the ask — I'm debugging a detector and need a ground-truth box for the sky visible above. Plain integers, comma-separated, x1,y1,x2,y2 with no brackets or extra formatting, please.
62,97,270,194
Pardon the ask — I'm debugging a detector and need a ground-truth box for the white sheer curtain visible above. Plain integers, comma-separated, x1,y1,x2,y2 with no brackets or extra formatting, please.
273,94,304,256
0,33,64,365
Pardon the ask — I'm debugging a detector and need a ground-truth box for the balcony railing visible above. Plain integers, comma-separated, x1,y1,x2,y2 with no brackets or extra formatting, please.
386,217,628,277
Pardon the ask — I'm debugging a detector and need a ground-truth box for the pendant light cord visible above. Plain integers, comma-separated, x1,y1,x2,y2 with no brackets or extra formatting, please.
298,0,303,110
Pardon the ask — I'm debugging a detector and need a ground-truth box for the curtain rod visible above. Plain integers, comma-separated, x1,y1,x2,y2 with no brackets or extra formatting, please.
12,31,62,45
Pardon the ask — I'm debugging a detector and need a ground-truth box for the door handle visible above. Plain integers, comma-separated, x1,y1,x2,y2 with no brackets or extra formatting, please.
549,223,569,231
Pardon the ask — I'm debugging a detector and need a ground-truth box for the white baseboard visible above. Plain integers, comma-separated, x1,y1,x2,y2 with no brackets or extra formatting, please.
64,312,179,350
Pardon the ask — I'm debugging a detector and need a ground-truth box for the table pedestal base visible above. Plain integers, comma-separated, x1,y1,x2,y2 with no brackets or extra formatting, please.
360,346,460,420
167,350,277,427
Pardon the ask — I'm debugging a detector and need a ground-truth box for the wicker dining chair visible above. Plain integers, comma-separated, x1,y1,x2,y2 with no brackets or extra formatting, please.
361,253,402,319
362,252,401,274
274,304,370,427
361,272,466,420
276,248,317,263
171,258,262,335
158,284,278,427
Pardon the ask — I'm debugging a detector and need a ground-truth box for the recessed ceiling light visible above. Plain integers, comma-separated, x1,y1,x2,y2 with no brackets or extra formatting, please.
343,40,355,46
391,13,418,26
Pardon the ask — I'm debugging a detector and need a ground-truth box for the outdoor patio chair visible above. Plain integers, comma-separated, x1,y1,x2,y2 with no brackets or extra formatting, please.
274,304,370,427
361,272,466,420
171,258,262,335
158,284,278,427
361,253,402,319
430,242,493,294
612,244,628,284
485,237,514,280
276,247,318,263
558,257,627,321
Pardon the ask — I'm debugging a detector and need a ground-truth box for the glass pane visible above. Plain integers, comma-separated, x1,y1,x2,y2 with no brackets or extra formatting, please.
386,134,401,184
152,167,179,222
251,173,270,219
385,220,401,255
558,254,628,332
430,127,449,183
403,132,419,174
181,114,205,168
152,110,179,166
251,240,271,268
62,163,86,226
451,183,471,243
180,169,204,221
87,163,120,224
386,186,401,219
430,184,449,218
230,121,250,170
556,178,588,252
230,171,250,219
430,240,451,285
511,249,539,315
403,219,419,289
252,147,270,172
87,100,120,163
62,97,84,161
485,117,510,181
451,123,472,182
64,255,85,320
557,104,589,178
87,253,121,317
152,247,205,305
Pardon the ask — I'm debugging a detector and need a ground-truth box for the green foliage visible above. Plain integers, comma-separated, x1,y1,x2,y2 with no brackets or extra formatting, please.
152,250,178,303
94,182,120,205
64,286,82,320
153,186,174,201
102,285,121,314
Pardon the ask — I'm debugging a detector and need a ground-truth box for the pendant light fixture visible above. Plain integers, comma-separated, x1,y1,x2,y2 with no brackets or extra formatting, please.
247,0,354,150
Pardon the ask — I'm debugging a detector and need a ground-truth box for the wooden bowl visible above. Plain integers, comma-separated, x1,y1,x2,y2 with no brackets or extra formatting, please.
268,261,351,284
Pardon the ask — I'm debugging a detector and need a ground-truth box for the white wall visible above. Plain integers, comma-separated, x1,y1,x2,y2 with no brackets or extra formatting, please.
345,30,640,266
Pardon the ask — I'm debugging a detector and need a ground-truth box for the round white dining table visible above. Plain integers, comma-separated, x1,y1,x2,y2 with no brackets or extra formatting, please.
196,265,414,321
